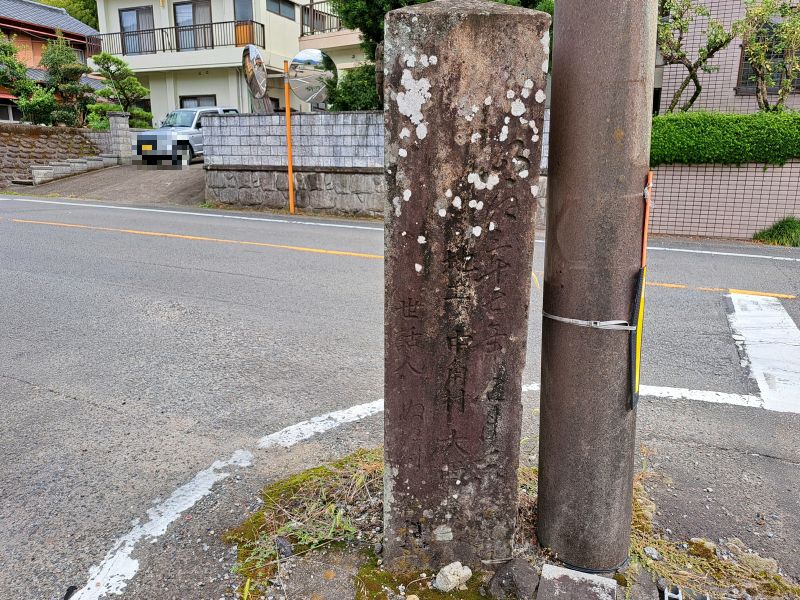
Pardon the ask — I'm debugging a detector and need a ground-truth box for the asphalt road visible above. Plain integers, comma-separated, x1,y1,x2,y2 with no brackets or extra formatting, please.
1,196,798,600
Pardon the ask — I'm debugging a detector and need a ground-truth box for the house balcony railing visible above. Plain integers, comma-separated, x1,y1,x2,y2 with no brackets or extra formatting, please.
97,20,265,56
301,1,344,36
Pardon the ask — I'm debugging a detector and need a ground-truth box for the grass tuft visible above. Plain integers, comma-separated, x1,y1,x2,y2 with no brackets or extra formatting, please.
754,217,800,247
226,448,800,600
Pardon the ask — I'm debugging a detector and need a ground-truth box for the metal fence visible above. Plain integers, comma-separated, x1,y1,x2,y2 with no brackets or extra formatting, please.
301,2,343,36
97,20,265,56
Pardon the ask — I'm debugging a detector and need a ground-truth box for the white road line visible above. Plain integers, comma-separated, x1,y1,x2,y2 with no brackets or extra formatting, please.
0,197,383,231
3,198,799,264
73,450,254,600
73,399,385,599
524,381,764,410
259,399,385,448
646,246,800,263
638,385,763,409
728,293,800,413
533,240,800,263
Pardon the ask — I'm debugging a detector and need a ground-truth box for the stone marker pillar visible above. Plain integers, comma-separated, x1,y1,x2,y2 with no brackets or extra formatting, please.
383,0,550,572
536,0,657,572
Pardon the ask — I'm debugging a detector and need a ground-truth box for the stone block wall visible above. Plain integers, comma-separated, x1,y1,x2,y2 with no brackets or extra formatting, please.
203,112,384,216
0,123,100,186
651,161,800,238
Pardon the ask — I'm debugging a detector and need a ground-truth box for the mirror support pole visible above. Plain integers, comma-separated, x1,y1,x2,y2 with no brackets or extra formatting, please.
283,60,296,215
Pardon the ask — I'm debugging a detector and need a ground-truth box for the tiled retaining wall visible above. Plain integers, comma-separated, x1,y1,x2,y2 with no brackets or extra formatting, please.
652,161,800,238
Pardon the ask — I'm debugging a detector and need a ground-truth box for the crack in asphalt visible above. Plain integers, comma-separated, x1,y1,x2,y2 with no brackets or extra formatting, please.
646,435,800,467
0,373,124,414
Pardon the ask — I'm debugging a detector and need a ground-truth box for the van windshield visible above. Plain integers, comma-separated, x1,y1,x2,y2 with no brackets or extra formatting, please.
162,111,196,127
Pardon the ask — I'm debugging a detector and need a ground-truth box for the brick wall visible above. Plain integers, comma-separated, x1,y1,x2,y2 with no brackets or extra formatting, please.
652,161,800,238
659,0,800,114
0,123,100,186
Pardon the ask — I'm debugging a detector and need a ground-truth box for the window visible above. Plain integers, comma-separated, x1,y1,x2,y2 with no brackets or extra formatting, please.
737,49,800,94
0,101,22,122
267,0,295,21
180,95,217,108
119,6,155,55
174,0,213,51
234,0,253,22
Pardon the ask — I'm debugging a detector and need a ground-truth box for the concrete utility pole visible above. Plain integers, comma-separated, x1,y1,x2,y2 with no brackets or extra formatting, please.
383,0,550,572
537,1,658,571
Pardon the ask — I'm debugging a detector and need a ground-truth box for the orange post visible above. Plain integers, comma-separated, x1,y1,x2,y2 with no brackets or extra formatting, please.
283,60,296,215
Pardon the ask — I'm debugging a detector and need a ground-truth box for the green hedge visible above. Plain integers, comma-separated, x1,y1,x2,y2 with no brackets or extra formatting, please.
650,111,800,167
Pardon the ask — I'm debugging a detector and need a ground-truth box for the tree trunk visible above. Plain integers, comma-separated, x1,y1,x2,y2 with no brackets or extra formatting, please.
668,72,693,112
680,70,702,111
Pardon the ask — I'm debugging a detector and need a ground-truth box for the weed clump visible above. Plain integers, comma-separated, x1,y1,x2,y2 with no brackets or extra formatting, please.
754,217,800,247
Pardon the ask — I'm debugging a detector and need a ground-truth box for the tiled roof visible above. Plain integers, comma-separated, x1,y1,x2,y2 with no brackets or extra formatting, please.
27,68,106,91
0,0,98,37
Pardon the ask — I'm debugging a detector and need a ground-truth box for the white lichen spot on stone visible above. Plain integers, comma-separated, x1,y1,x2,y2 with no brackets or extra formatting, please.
397,69,431,140
417,235,426,244
404,53,416,68
452,196,462,209
402,231,407,236
429,55,438,65
542,59,550,73
415,263,423,273
519,170,529,179
471,132,482,143
420,54,430,67
468,172,500,191
445,189,453,198
535,89,546,104
531,185,540,197
506,90,515,99
484,96,493,106
530,121,539,134
524,79,535,89
403,189,412,202
393,197,401,217
438,208,447,217
468,199,477,208
417,122,428,140
489,221,496,231
511,99,526,117
532,134,540,143
542,30,550,55
504,116,511,125
476,201,484,211
520,117,529,125
400,127,411,139
499,125,509,142
521,88,531,99
399,148,408,158
433,524,454,542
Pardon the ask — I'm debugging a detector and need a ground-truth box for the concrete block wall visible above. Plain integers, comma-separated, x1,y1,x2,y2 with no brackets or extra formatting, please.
204,112,384,216
203,112,384,169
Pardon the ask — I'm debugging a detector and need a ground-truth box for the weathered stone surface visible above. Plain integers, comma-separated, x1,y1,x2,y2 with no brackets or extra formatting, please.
383,0,549,572
536,564,618,600
487,558,540,599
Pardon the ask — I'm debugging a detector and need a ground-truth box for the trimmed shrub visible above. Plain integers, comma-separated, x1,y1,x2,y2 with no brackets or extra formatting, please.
651,111,800,167
753,217,800,247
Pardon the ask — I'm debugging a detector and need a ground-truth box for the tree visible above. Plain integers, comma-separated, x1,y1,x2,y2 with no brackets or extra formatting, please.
0,35,36,97
38,0,98,29
15,87,58,125
91,52,150,112
326,63,381,111
657,0,737,112
40,35,95,125
329,0,547,60
736,0,800,111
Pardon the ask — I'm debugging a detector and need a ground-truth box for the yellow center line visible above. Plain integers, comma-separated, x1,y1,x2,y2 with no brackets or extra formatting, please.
11,218,797,300
11,218,384,261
